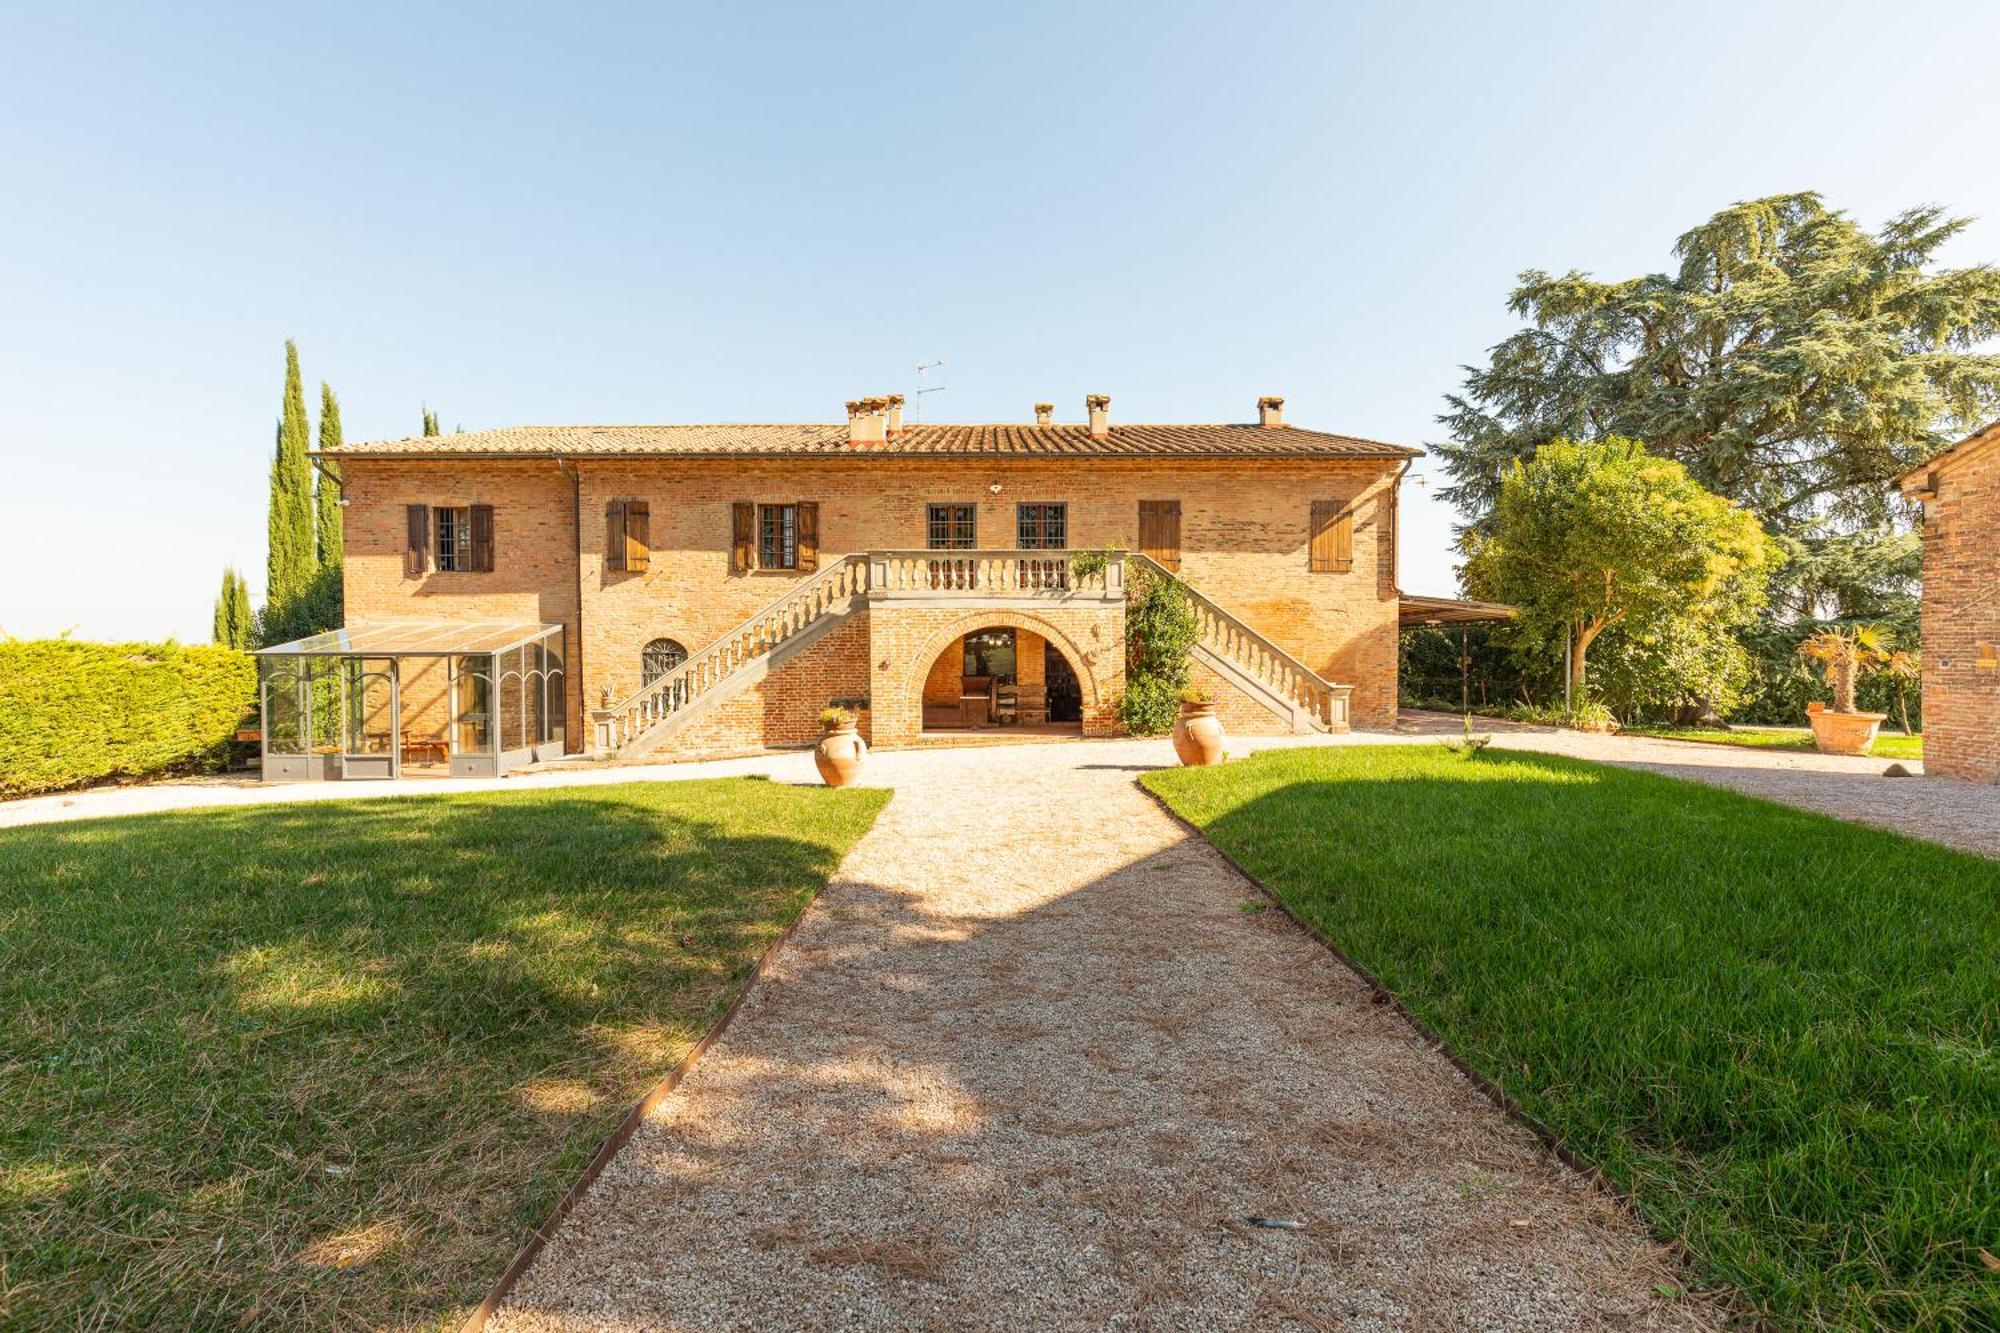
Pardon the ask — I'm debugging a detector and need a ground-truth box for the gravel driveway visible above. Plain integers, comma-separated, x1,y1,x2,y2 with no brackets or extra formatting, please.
490,741,1715,1331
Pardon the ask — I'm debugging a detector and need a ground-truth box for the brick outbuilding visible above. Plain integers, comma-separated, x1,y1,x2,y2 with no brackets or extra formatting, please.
1899,419,2000,782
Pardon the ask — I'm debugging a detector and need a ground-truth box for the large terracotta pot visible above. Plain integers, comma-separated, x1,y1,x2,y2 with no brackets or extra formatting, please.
1807,709,1886,756
1171,701,1226,766
814,723,868,787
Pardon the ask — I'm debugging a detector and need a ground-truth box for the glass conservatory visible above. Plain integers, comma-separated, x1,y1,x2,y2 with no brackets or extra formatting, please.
253,622,567,782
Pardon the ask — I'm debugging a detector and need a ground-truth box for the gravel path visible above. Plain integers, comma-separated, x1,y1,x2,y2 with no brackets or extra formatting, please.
490,742,1715,1332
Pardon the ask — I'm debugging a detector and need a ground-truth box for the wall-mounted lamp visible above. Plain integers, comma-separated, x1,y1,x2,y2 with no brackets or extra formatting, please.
988,482,1004,494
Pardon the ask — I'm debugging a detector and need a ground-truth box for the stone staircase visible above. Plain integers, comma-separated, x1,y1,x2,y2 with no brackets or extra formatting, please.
593,554,871,757
1127,554,1351,733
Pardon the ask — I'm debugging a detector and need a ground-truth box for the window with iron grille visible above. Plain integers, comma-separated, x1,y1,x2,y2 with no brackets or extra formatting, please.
926,503,976,549
758,503,798,569
641,638,688,687
1016,503,1067,549
435,507,471,571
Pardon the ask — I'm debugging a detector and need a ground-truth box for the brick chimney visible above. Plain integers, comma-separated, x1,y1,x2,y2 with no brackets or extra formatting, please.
885,393,905,439
1034,401,1053,427
846,397,888,446
1258,395,1285,428
1086,394,1110,439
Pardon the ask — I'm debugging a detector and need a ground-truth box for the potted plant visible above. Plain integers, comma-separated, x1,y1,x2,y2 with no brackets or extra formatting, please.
1170,686,1226,766
813,706,867,787
1798,625,1891,755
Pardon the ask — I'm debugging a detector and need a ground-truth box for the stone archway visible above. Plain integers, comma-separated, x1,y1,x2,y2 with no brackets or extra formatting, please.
870,606,1125,747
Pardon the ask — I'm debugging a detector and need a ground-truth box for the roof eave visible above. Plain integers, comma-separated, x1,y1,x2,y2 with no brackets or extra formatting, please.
317,446,1424,462
1894,419,2000,492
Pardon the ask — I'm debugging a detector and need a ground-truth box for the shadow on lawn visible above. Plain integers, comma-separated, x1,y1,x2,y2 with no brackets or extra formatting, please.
0,786,870,1330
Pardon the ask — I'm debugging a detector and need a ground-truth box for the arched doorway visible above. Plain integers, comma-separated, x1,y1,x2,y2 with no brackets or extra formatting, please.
918,624,1087,735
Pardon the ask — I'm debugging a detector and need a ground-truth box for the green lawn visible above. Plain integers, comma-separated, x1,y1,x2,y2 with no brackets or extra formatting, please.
0,778,887,1330
1623,724,1923,760
1144,747,1998,1330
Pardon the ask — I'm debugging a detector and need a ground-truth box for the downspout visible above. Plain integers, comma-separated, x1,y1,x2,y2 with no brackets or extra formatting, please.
1387,457,1413,594
554,453,584,753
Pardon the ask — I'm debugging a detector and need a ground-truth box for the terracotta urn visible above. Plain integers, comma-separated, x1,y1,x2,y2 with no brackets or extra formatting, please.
814,721,868,787
1171,700,1226,767
1807,709,1886,757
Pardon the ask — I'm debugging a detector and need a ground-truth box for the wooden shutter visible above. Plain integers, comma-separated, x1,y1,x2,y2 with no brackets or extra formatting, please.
625,500,650,573
1139,499,1181,571
731,501,755,572
796,501,819,573
469,504,495,572
404,505,429,576
605,501,628,573
1309,500,1353,573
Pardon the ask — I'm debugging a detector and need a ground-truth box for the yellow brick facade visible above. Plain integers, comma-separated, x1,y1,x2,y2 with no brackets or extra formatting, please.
339,454,1406,754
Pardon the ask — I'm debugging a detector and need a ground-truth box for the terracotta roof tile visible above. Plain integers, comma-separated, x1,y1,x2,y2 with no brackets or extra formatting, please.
323,422,1419,461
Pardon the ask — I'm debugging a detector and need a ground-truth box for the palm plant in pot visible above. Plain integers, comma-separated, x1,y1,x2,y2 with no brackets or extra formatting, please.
1798,625,1891,755
813,706,867,787
1170,687,1226,766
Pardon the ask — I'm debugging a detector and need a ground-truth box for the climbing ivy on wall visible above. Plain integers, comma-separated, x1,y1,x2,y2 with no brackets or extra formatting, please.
1119,563,1197,735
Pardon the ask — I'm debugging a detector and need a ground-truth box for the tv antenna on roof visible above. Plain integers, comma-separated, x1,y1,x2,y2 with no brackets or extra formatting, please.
913,358,946,423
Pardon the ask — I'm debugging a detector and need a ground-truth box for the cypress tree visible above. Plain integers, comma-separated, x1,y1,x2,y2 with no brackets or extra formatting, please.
422,406,440,437
315,382,344,569
212,567,254,649
265,341,315,620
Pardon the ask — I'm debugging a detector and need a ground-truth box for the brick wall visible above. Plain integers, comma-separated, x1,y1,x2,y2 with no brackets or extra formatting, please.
1915,441,2000,782
340,452,1405,755
1189,658,1296,736
340,460,583,747
668,611,873,756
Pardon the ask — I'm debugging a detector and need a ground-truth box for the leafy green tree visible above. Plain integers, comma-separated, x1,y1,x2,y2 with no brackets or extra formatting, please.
211,567,254,650
314,383,343,571
1438,193,2000,534
422,406,440,437
264,341,315,624
1462,439,1772,694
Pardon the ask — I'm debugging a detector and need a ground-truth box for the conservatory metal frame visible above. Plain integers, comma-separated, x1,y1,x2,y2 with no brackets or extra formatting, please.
253,621,567,782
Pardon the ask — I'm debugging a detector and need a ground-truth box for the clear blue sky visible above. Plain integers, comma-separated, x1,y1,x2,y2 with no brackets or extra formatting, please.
4,0,1996,642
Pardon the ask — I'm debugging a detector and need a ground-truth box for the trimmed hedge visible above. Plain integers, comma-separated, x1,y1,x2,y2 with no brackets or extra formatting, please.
0,640,257,798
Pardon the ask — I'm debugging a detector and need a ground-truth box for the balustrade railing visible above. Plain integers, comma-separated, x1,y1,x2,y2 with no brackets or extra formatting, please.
1128,553,1351,730
867,548,1122,599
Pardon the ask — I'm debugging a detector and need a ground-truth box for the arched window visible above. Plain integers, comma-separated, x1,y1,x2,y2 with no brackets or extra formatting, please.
641,638,689,687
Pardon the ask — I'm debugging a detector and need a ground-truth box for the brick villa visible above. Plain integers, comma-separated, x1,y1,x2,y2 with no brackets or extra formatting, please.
255,394,1420,780
1900,418,2000,782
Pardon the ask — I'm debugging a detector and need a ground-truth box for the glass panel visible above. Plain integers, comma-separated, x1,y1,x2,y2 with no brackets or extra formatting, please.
435,507,471,571
1016,503,1067,549
258,621,564,656
264,667,304,755
343,659,395,756
545,668,565,747
452,656,494,754
758,504,798,568
305,658,342,754
522,647,546,748
926,503,975,550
